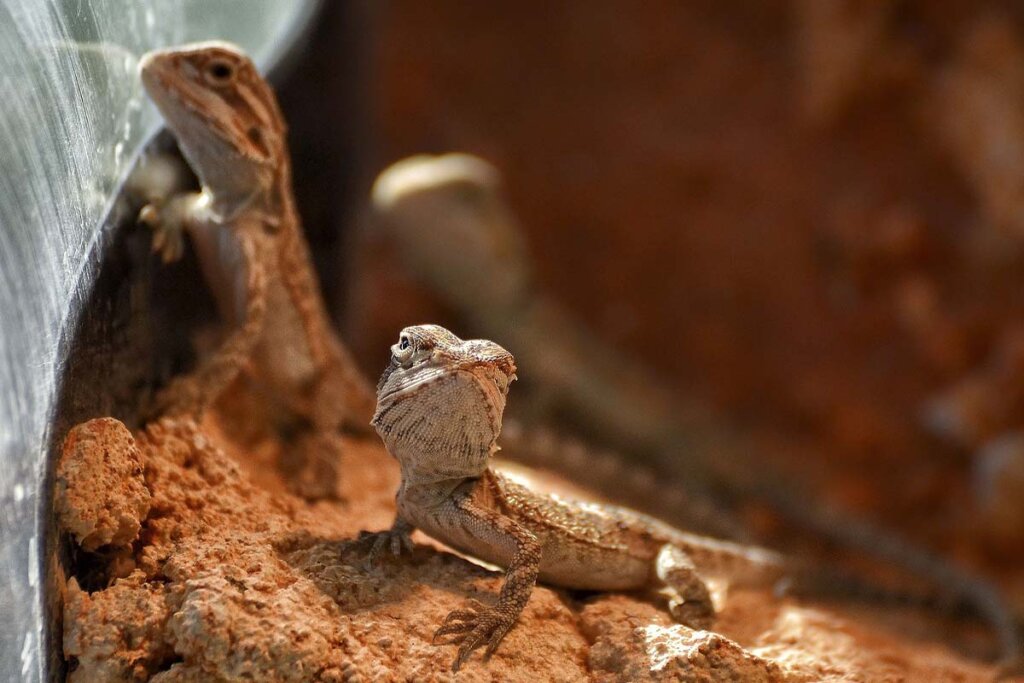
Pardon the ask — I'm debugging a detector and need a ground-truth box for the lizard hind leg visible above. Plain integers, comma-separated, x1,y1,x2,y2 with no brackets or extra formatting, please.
655,544,716,630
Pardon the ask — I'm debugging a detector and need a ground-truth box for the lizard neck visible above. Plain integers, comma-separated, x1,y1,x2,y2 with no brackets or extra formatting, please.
384,435,492,491
202,148,290,228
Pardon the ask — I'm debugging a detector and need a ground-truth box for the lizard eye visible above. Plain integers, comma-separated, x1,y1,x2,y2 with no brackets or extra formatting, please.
393,335,414,364
205,59,236,85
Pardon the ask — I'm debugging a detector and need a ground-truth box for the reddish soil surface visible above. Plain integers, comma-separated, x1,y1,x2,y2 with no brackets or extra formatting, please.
56,411,1003,680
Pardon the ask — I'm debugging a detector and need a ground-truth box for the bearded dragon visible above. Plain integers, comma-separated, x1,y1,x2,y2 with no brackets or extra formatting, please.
370,157,1022,664
137,43,374,497
366,324,790,670
366,324,1022,672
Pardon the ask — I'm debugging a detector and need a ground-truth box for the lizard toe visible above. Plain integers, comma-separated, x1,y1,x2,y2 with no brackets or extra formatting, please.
433,610,478,639
354,529,414,566
437,603,515,671
451,626,489,671
391,530,414,556
434,622,473,640
667,595,715,630
483,619,515,658
439,598,486,625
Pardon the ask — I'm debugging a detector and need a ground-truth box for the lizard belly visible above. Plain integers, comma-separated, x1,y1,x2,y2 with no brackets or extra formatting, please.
186,217,317,396
254,276,317,391
406,497,652,592
534,530,651,591
406,499,519,569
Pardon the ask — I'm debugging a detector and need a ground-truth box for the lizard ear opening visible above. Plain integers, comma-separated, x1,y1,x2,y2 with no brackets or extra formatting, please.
246,126,271,159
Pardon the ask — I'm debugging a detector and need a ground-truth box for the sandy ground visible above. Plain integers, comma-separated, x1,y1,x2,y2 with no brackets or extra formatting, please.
55,402,1006,681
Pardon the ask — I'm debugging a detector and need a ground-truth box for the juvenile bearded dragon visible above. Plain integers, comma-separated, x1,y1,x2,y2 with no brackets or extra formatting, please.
137,43,374,497
367,324,791,670
366,324,1023,672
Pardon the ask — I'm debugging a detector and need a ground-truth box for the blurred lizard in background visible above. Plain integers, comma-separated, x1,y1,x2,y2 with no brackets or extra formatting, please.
370,154,1022,658
136,43,374,498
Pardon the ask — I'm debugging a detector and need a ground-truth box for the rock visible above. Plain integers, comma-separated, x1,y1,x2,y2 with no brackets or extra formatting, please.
55,417,151,551
63,572,174,683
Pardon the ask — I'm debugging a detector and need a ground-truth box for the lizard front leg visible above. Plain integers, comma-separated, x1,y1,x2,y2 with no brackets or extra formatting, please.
139,191,206,264
432,494,541,672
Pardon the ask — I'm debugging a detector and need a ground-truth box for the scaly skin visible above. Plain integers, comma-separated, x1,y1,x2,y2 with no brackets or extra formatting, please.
370,155,1023,664
138,43,374,498
368,324,918,672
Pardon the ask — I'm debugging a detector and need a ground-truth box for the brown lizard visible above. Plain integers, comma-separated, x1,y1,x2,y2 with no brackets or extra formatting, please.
365,324,1022,672
369,154,1023,660
366,324,791,670
137,42,374,497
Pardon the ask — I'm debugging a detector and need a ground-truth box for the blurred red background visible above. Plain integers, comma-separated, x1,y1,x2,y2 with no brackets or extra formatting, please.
289,1,1024,603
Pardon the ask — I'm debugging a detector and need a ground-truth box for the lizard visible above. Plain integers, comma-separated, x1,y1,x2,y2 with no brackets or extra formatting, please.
136,42,375,498
368,153,1024,653
365,324,1022,672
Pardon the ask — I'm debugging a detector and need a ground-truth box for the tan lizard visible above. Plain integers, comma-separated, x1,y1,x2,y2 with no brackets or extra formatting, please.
137,42,374,497
366,324,791,670
365,324,1023,672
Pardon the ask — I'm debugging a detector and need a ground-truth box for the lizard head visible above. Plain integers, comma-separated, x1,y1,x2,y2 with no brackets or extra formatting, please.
371,154,534,313
139,42,284,219
373,324,517,476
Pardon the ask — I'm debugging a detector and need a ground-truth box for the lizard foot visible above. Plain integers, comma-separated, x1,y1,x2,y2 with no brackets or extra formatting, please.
666,588,715,631
433,598,516,671
139,201,187,264
354,528,414,565
657,544,716,630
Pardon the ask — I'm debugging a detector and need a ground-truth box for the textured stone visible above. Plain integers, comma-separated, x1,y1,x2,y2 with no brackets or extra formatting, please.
55,417,151,551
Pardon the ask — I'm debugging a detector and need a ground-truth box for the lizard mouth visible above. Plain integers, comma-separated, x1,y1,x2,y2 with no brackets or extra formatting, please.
376,357,515,407
379,366,496,401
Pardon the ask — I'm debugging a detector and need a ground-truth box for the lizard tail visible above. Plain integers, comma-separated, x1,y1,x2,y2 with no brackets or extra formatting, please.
778,505,1022,664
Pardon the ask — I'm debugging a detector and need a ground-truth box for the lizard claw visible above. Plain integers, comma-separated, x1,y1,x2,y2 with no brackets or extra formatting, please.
139,201,186,263
433,600,516,671
355,529,414,564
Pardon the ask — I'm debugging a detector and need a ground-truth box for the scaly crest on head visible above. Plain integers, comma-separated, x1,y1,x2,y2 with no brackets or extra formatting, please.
139,42,286,218
370,154,534,311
